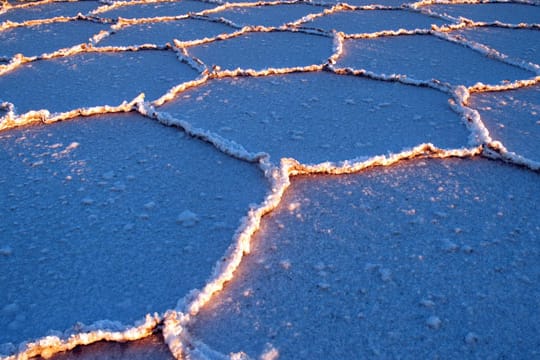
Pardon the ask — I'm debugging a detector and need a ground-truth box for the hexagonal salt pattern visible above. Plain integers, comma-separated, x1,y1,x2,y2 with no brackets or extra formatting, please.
205,4,323,28
453,27,540,66
159,71,470,164
0,112,267,345
190,158,540,359
1,0,539,359
96,18,234,47
187,31,333,71
302,9,448,34
0,21,109,58
336,35,534,87
0,1,100,23
469,85,540,163
426,3,540,24
0,50,200,114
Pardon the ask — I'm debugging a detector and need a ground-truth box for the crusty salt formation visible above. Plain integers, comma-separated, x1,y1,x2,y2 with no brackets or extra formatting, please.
0,0,538,359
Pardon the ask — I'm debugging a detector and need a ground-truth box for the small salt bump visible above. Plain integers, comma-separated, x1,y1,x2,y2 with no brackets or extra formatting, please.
0,246,13,256
144,201,156,210
102,171,115,180
139,213,149,220
465,332,479,345
2,303,19,314
426,316,442,329
317,283,330,290
420,299,435,308
111,181,126,192
177,210,199,227
379,268,392,282
81,197,94,205
279,260,291,270
442,239,459,253
123,223,134,231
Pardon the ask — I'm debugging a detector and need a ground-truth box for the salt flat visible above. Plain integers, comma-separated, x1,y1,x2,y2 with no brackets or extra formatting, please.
0,1,539,359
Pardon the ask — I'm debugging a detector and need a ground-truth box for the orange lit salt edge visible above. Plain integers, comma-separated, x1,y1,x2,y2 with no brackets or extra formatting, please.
1,0,540,358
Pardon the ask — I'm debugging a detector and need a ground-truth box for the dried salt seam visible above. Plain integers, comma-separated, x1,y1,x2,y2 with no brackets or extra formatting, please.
172,42,208,72
0,43,169,76
0,14,110,32
0,94,146,131
195,0,317,17
137,101,269,163
4,314,161,360
171,23,332,49
152,75,210,106
410,0,539,7
433,28,540,75
161,143,483,359
0,0,81,15
1,0,540,359
461,76,540,170
467,76,540,92
89,0,201,16
290,5,444,30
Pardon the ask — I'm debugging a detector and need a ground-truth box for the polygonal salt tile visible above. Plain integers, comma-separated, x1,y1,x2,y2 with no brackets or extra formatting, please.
95,0,215,20
97,18,233,47
302,9,448,34
187,31,333,70
469,85,540,163
0,1,100,23
454,27,540,66
0,50,199,114
324,0,410,5
190,158,540,359
38,334,173,360
0,112,267,345
426,3,540,24
208,4,322,27
337,35,534,86
0,21,109,58
158,72,470,164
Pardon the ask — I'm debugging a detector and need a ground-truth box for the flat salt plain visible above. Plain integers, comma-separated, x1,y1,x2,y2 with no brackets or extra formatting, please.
0,0,539,359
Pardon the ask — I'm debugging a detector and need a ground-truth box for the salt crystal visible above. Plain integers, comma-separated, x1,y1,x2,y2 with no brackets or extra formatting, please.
81,197,94,205
177,210,199,227
102,171,115,180
465,332,479,345
426,316,442,329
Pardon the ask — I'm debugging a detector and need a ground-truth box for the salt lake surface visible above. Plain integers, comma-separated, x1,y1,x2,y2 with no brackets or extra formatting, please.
0,0,539,359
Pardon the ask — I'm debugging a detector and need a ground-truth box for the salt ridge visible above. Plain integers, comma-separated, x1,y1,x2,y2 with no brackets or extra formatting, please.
1,0,539,358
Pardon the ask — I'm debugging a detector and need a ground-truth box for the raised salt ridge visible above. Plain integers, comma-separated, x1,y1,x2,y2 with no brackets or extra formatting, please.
0,0,538,359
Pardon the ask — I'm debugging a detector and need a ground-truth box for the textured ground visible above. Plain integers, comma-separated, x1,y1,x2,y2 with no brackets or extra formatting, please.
0,0,539,359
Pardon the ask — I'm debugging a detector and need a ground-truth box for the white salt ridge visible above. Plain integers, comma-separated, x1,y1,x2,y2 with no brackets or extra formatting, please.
0,0,539,359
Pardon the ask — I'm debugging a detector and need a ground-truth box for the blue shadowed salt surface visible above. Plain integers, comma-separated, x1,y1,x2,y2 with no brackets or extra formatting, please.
454,27,540,66
190,158,540,359
0,51,200,114
96,18,234,47
0,0,539,359
159,72,470,164
0,1,99,23
204,4,323,28
94,0,216,19
188,31,333,71
470,85,540,163
302,9,448,33
336,35,534,86
0,113,267,345
426,3,540,24
0,22,109,58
